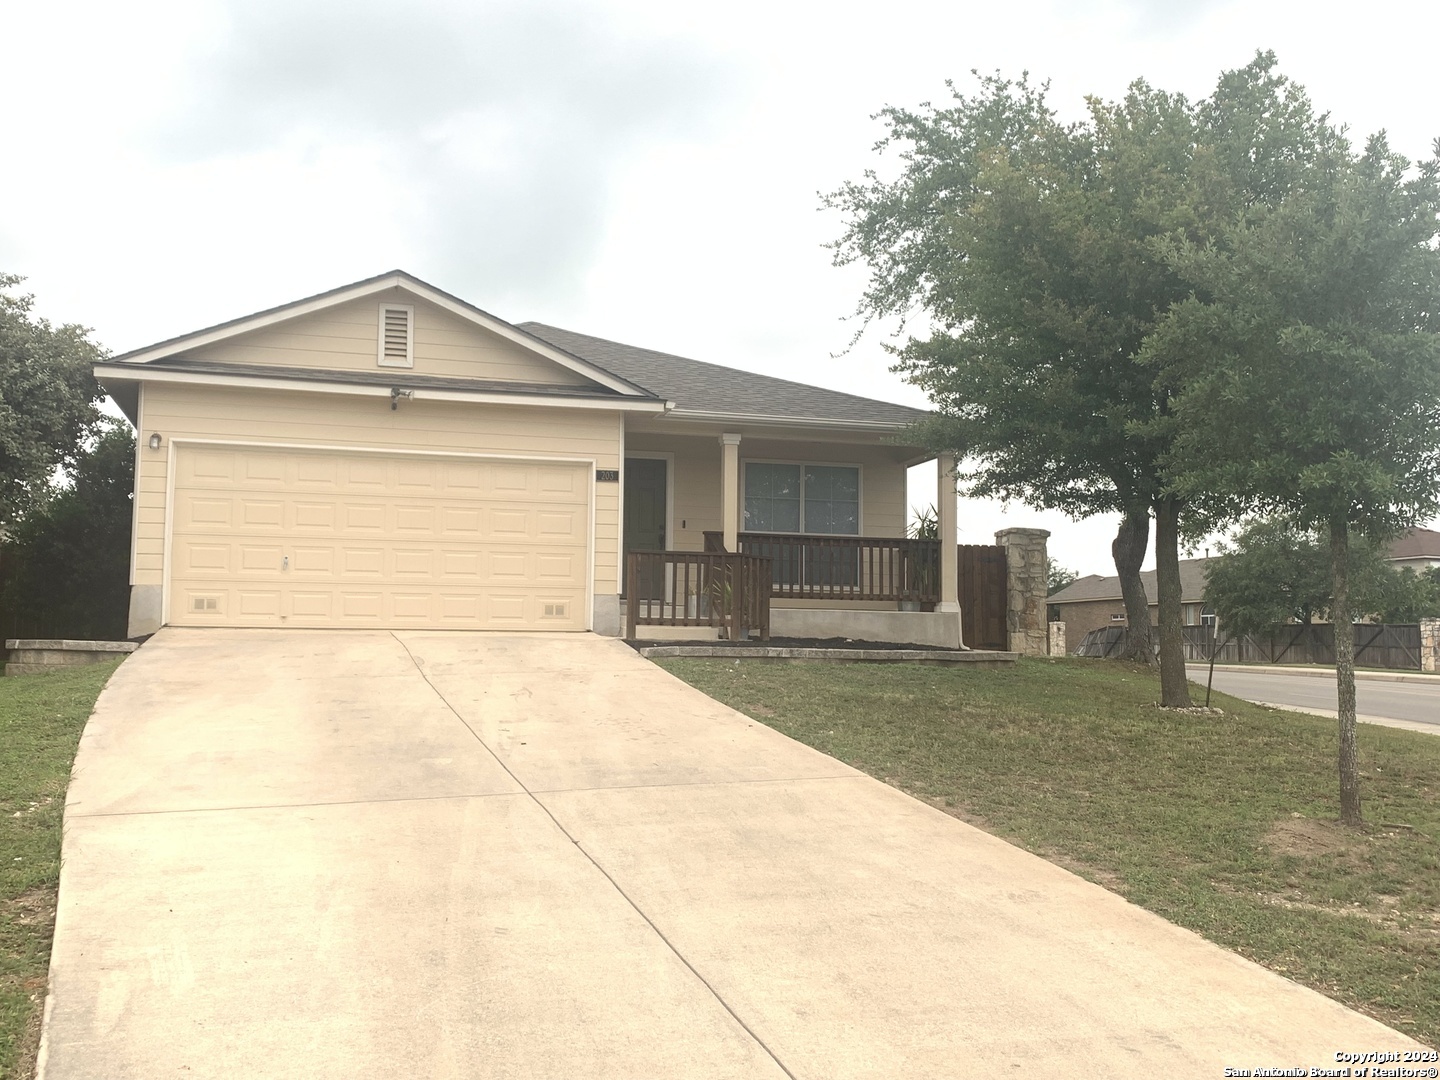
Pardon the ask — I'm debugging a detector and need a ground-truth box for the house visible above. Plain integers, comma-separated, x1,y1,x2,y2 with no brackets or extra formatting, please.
96,270,970,645
1387,527,1440,573
1046,558,1213,646
1051,526,1440,647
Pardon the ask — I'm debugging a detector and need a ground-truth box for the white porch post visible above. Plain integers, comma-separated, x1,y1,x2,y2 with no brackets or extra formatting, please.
720,433,742,551
936,453,959,612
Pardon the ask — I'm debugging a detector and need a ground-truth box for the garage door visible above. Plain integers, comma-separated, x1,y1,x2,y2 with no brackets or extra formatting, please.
168,444,589,630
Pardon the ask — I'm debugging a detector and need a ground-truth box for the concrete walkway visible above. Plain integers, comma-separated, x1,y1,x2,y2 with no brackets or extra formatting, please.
42,629,1423,1078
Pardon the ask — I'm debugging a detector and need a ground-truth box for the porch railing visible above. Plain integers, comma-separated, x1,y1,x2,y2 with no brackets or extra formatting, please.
625,551,772,640
703,531,941,603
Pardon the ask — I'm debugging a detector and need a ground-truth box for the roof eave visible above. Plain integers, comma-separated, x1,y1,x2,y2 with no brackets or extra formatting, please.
661,408,925,434
94,363,670,414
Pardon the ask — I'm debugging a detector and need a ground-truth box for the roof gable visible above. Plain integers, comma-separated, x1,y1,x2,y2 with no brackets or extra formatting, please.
112,271,654,398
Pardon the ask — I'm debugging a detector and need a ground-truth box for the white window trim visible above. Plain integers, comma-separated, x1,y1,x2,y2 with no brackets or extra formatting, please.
740,458,864,535
377,304,415,368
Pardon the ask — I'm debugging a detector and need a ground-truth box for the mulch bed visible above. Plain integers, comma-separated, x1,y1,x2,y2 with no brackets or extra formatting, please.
624,636,956,652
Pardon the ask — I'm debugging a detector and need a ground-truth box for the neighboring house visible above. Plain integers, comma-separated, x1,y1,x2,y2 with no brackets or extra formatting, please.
96,270,967,643
1047,558,1213,645
1387,527,1440,573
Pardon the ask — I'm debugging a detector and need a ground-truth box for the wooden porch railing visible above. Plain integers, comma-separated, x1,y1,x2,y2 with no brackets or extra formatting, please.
625,551,772,640
703,531,941,603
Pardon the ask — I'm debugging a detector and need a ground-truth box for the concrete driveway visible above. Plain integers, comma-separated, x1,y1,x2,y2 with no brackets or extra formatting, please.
42,630,1422,1078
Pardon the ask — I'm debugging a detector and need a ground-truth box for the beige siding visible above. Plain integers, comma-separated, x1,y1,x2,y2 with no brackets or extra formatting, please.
624,433,910,549
188,288,591,386
135,383,623,607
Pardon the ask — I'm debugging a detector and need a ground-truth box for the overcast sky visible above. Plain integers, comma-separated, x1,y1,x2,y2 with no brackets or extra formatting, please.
6,0,1438,575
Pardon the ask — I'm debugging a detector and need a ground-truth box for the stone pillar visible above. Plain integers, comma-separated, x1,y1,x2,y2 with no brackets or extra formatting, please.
995,527,1051,656
1421,618,1440,673
1048,620,1066,657
936,454,959,613
719,433,741,551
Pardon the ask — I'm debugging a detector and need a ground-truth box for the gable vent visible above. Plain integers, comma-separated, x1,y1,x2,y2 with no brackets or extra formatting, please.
377,304,414,368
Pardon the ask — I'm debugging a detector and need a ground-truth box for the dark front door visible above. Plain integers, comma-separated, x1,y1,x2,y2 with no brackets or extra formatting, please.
623,457,667,597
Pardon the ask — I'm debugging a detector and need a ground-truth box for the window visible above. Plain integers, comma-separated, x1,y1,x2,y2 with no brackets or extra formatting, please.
743,463,859,534
743,462,861,589
377,304,414,368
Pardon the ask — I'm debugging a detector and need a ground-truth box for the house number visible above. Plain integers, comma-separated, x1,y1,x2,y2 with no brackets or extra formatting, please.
595,469,620,482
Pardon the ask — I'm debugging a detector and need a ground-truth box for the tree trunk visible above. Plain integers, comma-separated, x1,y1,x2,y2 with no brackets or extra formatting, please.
1331,518,1363,826
1111,506,1156,666
1153,495,1193,708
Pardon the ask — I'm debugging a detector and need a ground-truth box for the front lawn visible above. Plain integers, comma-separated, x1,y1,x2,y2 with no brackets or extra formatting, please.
659,656,1440,1049
0,662,121,1080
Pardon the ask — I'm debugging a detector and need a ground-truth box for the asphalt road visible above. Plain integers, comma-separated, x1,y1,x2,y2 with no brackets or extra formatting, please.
1186,665,1440,728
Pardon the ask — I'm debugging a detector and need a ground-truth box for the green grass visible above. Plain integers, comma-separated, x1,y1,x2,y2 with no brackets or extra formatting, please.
0,662,121,1080
659,656,1440,1049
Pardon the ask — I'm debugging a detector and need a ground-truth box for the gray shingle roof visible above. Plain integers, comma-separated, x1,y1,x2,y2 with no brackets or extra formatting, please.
1388,527,1440,560
1048,558,1213,606
518,322,928,428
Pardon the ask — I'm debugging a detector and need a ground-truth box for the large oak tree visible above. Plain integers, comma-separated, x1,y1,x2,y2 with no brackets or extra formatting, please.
826,70,1221,697
1151,75,1440,824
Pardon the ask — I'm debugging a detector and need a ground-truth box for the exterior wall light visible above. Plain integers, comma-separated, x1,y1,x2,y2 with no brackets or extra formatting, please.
148,433,162,450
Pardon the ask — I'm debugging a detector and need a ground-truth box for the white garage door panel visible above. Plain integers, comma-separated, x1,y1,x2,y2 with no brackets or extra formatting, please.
170,446,590,630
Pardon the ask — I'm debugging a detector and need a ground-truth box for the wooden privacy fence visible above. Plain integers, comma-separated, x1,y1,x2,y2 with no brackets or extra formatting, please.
625,551,771,640
703,531,941,603
1076,623,1423,670
959,544,1007,652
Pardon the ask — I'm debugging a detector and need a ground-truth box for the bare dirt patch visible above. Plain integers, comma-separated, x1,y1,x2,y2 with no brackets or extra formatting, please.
6,886,57,929
1263,816,1359,859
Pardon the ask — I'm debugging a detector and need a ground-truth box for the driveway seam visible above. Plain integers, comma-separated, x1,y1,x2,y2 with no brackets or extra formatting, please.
391,631,799,1080
528,773,860,796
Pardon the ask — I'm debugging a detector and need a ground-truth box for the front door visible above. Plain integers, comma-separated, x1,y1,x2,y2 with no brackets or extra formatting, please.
623,457,667,597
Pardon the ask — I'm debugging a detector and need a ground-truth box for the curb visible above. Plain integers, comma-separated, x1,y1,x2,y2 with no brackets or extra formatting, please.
1187,663,1440,686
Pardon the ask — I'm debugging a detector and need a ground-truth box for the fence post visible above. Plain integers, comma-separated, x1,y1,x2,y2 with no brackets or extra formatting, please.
994,528,1050,656
625,554,638,640
1422,619,1440,673
1048,621,1065,656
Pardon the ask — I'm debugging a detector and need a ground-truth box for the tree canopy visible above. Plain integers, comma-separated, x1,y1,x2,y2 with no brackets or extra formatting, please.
1148,67,1440,825
1,421,134,640
0,274,108,528
1202,518,1419,637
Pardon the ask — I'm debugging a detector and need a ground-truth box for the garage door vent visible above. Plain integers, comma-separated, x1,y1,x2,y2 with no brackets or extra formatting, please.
377,304,414,368
191,597,219,612
543,603,567,618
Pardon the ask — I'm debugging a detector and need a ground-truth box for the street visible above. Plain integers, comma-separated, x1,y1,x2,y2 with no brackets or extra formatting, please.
1186,665,1440,730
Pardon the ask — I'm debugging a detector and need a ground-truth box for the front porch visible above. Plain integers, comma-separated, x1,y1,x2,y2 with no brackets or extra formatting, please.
619,424,965,645
615,422,1039,648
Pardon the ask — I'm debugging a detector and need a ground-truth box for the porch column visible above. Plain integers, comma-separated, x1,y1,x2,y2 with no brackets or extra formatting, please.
720,432,742,551
936,453,959,613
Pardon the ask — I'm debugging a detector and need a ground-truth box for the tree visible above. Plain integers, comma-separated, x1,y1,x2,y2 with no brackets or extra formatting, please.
826,70,1233,696
1204,517,1404,634
0,274,108,529
1,422,134,640
1047,559,1078,596
1371,567,1440,623
1154,66,1440,824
